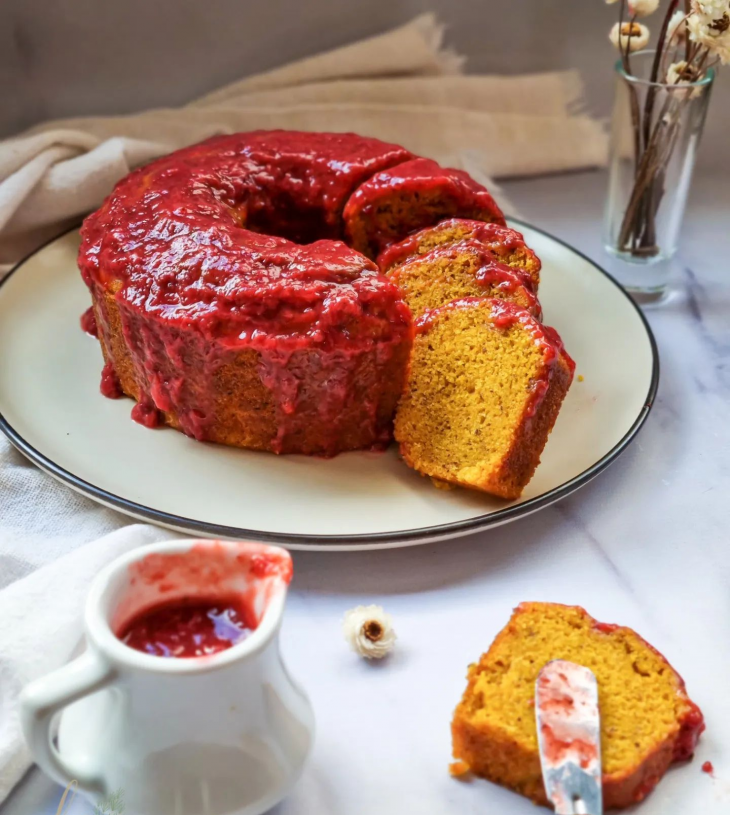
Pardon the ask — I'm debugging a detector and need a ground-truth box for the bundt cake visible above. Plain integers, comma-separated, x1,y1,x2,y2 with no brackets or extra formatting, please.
79,129,572,483
394,298,574,499
378,218,541,289
343,159,506,259
387,239,540,320
451,602,705,809
78,131,422,456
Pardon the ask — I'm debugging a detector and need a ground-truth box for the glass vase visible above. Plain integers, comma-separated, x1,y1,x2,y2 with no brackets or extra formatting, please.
603,51,714,302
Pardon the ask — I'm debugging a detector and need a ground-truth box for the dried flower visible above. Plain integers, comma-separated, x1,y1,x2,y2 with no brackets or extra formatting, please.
667,9,689,41
688,14,730,61
667,59,690,83
342,605,396,659
629,0,660,18
610,21,651,51
691,0,730,20
666,60,702,99
691,1,730,39
665,59,705,95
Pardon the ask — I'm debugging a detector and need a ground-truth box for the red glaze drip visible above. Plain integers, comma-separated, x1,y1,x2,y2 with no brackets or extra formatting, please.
120,597,256,658
78,131,414,452
392,239,540,319
80,307,98,337
344,159,506,255
131,401,162,428
100,361,123,398
674,702,706,761
377,219,528,271
702,761,714,775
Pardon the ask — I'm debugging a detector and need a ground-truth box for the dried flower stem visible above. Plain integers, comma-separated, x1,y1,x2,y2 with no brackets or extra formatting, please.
644,0,680,147
618,2,644,173
617,91,686,254
611,0,719,257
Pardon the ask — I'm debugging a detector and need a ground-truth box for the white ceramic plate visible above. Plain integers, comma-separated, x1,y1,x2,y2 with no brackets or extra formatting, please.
0,222,657,550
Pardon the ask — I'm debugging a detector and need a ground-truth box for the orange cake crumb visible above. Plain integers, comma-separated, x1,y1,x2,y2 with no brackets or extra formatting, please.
449,760,472,778
395,298,574,499
451,602,705,809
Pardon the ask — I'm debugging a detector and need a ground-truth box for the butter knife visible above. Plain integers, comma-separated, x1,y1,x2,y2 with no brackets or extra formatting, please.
535,660,602,815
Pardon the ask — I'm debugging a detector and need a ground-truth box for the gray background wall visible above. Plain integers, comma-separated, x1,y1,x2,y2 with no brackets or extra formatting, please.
1,0,727,169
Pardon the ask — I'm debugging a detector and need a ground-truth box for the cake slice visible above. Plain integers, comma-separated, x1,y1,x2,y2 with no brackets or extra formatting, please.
378,218,541,290
387,239,540,320
343,159,506,259
451,602,705,809
394,298,573,499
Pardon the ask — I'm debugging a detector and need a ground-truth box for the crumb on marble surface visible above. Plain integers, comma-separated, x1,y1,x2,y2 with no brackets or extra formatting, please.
449,760,472,778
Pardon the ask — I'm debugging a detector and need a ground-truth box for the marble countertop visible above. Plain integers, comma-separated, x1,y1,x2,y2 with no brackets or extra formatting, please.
4,169,729,815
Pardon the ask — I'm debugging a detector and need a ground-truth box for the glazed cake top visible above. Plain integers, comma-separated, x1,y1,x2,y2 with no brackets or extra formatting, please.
78,131,414,352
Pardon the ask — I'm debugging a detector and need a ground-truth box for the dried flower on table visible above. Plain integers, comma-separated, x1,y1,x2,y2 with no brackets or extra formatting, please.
343,604,396,659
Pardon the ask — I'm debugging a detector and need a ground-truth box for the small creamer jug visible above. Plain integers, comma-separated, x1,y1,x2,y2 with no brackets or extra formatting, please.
21,539,315,815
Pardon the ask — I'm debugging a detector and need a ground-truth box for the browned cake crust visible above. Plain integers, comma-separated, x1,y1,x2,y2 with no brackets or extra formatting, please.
94,290,410,456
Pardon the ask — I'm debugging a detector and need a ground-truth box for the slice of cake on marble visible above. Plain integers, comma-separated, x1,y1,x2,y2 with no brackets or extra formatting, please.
451,602,705,809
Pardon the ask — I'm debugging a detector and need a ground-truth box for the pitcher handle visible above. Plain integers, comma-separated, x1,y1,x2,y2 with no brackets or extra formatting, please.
20,649,117,792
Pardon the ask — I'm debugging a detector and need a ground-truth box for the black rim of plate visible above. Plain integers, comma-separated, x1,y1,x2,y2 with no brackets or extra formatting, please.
0,220,660,549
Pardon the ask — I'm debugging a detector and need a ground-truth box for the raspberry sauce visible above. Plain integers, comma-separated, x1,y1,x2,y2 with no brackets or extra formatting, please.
119,597,257,658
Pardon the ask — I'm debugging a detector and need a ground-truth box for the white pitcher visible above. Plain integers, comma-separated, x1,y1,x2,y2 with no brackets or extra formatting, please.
20,539,315,815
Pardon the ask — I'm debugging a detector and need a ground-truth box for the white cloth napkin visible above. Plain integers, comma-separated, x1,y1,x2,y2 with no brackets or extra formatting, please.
0,13,606,804
0,526,175,801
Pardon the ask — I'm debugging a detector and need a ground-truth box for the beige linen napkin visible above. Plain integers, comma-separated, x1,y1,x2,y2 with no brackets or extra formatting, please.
0,13,606,271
